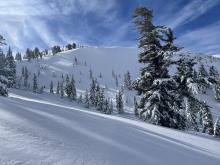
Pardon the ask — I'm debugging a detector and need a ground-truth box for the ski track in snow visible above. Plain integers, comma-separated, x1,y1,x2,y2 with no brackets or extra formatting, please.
0,89,220,165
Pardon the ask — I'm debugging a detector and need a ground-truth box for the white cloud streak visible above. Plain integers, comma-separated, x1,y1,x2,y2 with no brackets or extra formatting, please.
167,0,219,29
178,21,220,54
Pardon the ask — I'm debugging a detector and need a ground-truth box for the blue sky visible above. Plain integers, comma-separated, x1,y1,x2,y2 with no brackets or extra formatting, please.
0,0,220,54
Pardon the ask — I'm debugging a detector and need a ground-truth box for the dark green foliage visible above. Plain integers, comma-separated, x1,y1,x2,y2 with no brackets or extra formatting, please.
33,73,38,93
5,47,16,88
134,96,139,116
124,71,132,90
116,90,123,114
52,46,61,55
89,79,97,105
200,102,214,135
133,6,183,128
24,66,29,88
0,36,8,96
198,64,209,93
84,90,90,108
214,81,220,101
15,52,22,62
97,88,105,111
50,81,54,94
60,82,64,98
209,65,219,78
214,119,220,138
56,82,60,94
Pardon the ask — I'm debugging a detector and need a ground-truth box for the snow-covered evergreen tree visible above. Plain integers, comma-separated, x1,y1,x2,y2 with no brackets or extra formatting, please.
116,90,123,114
70,77,76,100
124,71,132,90
97,88,105,111
198,64,209,93
175,58,199,130
33,73,38,93
89,79,96,105
209,65,219,78
5,47,16,88
133,6,182,128
200,101,214,135
15,52,22,62
50,81,54,94
65,74,70,84
94,83,100,107
26,48,32,62
84,90,90,108
56,82,60,94
24,66,29,88
0,35,8,96
89,69,93,79
60,82,64,98
213,118,220,138
134,96,139,116
103,98,110,114
108,100,114,115
214,81,220,101
78,93,83,104
115,76,118,87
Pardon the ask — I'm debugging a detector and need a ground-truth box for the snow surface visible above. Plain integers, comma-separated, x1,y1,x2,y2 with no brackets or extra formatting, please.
1,47,220,164
0,89,220,165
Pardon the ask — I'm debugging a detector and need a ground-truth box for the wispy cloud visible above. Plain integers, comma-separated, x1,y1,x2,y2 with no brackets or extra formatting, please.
178,21,220,54
0,0,120,51
166,0,219,29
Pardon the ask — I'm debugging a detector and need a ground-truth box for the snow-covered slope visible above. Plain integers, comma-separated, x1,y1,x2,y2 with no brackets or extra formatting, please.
17,47,140,91
0,89,220,165
1,47,220,164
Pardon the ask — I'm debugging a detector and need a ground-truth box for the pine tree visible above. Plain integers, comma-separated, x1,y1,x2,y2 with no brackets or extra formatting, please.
89,69,93,79
60,82,64,98
66,74,70,84
198,64,209,93
115,76,118,87
116,90,123,114
84,90,90,108
78,93,83,104
97,88,105,111
175,58,200,130
94,83,100,107
134,96,139,116
70,77,76,100
33,73,38,93
0,35,8,96
214,81,220,101
124,71,132,90
201,101,214,135
15,52,22,62
89,79,96,105
213,118,220,138
5,47,16,88
56,82,60,94
209,65,219,78
34,47,40,59
24,66,29,88
103,98,110,114
22,66,25,77
65,81,72,98
109,100,114,114
133,6,182,128
26,48,32,62
50,81,54,94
